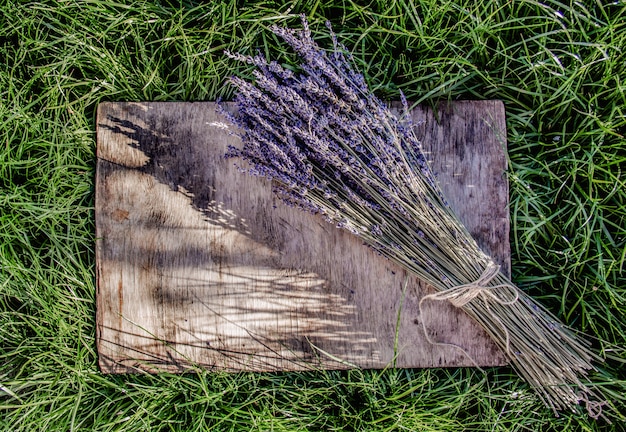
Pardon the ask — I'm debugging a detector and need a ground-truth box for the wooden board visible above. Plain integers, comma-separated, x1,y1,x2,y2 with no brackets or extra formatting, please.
95,100,510,373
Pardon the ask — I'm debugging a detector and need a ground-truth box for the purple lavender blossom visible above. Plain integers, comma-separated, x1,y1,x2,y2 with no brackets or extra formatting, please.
220,16,609,419
221,15,473,284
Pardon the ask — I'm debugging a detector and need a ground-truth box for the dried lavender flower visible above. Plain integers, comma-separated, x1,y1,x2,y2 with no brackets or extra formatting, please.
221,15,612,420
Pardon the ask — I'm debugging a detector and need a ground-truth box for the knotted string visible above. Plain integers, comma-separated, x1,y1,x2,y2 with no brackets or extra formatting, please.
578,392,605,420
419,263,519,367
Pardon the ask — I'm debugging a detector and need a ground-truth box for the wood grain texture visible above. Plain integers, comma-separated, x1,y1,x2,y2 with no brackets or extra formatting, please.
95,100,510,373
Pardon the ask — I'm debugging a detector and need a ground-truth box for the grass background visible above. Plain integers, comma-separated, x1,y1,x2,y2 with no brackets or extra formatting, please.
1,0,625,430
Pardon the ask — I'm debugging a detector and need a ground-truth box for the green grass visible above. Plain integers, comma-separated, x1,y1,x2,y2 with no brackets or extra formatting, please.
1,0,625,430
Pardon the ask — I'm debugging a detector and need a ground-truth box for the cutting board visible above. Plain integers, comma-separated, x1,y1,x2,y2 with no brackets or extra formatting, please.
95,100,510,373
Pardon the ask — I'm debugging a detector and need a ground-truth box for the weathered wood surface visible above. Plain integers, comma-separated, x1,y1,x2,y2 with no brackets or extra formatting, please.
95,100,510,373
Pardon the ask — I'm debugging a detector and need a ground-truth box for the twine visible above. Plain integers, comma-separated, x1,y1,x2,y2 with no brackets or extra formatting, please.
419,263,519,366
578,392,605,420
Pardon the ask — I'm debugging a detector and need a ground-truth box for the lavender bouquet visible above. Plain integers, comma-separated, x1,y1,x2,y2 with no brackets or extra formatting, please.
220,16,609,419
